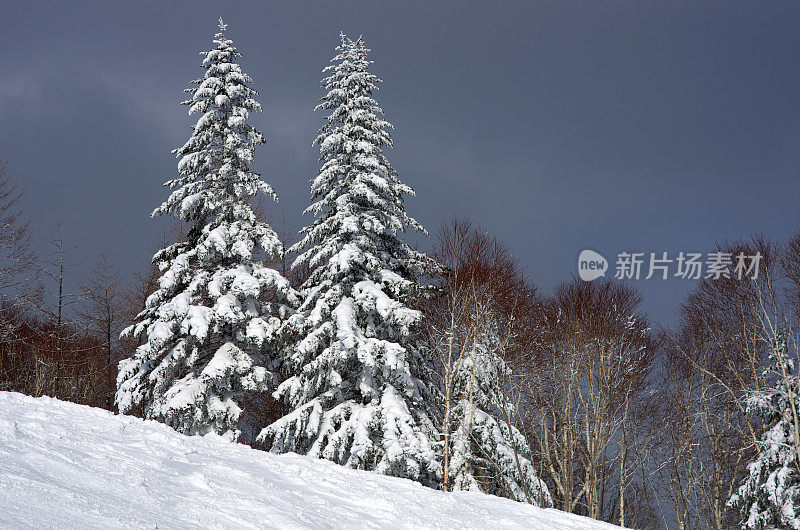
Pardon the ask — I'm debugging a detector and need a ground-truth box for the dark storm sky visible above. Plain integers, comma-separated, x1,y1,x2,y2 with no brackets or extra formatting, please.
1,1,799,326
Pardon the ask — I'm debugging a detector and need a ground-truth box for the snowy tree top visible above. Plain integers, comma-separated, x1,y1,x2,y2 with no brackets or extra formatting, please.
292,33,428,287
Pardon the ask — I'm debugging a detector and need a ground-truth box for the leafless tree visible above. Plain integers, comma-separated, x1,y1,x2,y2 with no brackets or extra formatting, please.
524,278,659,527
659,236,800,529
421,218,541,494
0,157,37,383
77,254,124,366
0,158,35,294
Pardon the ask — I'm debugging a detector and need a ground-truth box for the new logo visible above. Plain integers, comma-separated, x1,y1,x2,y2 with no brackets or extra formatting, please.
578,250,608,281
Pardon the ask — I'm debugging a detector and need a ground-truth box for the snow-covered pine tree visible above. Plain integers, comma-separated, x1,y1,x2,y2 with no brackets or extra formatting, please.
729,331,800,529
116,19,297,440
446,300,552,505
256,34,440,487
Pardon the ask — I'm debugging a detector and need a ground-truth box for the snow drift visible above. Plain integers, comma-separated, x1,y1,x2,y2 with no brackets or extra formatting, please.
0,392,617,529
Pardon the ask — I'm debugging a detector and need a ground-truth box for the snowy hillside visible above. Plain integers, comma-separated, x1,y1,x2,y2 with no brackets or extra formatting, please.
0,392,618,529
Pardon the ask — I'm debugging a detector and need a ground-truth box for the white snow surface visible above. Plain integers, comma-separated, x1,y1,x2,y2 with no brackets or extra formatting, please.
0,392,618,529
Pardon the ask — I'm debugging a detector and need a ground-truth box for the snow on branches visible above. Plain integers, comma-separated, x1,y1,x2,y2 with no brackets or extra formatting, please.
256,34,439,487
116,20,297,440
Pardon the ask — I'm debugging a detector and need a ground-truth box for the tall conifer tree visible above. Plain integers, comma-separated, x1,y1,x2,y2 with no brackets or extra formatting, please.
117,19,296,440
258,34,440,487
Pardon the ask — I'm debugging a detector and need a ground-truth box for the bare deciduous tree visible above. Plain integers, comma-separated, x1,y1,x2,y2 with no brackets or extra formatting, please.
421,218,542,497
660,236,800,529
524,278,658,527
0,158,35,293
77,254,124,365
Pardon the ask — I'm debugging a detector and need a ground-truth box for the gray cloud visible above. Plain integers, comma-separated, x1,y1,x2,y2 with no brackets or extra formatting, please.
2,0,799,326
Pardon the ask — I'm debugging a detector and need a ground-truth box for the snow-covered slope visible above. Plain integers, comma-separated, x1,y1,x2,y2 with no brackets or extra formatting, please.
0,392,617,529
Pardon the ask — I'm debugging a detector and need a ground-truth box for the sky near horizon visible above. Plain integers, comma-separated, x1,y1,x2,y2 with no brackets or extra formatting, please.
1,1,798,326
